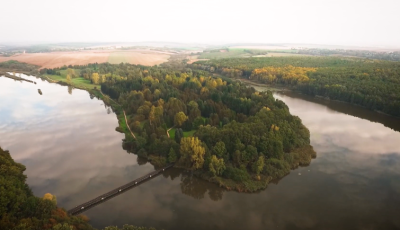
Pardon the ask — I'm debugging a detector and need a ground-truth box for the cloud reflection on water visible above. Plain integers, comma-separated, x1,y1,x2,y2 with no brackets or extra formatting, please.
1,77,400,230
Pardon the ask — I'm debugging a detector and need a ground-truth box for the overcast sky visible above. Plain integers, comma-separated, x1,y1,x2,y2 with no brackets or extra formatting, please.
1,0,399,47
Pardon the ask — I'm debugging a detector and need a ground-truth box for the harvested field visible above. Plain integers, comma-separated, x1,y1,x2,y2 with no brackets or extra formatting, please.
0,49,171,68
108,50,170,66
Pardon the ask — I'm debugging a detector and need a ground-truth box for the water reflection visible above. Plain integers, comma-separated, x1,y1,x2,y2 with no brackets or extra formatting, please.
179,171,223,201
0,74,156,210
68,85,73,95
1,75,400,230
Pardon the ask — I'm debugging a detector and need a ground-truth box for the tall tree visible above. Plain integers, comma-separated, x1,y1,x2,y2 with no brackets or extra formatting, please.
66,74,72,84
178,137,205,170
91,73,100,84
66,68,76,78
209,155,226,176
174,112,188,127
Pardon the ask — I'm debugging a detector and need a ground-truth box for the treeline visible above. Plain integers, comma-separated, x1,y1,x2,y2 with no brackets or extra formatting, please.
0,60,39,76
43,62,316,191
0,147,157,230
298,48,400,61
192,57,400,117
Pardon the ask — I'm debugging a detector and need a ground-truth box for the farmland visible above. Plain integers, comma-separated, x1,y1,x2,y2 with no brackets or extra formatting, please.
0,49,172,68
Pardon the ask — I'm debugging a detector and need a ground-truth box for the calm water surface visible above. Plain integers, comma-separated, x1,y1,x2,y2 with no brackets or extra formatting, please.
1,75,400,230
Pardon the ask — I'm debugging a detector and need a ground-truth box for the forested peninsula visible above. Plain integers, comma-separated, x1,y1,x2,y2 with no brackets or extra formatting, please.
32,61,315,192
192,57,400,117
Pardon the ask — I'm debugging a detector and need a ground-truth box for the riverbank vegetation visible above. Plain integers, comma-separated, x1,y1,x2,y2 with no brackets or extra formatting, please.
0,147,157,230
0,60,39,76
0,147,94,230
192,57,400,117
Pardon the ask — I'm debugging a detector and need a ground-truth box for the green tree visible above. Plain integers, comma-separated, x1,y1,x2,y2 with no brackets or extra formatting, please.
252,155,265,176
212,141,226,158
168,148,177,163
192,117,204,129
52,223,73,230
174,128,184,143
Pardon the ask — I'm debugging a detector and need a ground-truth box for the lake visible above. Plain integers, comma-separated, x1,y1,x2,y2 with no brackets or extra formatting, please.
1,74,400,230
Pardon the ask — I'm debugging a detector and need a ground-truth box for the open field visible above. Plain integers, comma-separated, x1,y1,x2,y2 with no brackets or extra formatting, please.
0,49,171,68
108,51,170,65
44,72,98,90
168,128,196,139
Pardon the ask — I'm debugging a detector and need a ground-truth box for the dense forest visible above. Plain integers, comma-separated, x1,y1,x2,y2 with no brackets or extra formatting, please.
192,57,400,117
297,48,400,61
0,146,157,230
39,62,316,191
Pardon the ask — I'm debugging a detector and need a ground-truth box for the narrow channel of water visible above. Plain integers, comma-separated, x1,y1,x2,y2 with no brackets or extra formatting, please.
1,75,400,230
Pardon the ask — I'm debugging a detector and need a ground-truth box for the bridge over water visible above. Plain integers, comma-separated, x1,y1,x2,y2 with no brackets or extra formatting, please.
68,164,174,215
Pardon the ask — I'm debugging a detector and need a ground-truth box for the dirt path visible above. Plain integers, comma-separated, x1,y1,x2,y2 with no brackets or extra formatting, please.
166,126,175,138
99,90,135,140
123,110,136,140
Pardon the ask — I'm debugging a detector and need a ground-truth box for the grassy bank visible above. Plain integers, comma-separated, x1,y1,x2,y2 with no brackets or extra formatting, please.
168,128,196,139
44,73,98,90
90,89,135,142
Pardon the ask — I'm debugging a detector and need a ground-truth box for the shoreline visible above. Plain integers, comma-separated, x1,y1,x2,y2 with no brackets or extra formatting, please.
239,78,400,119
24,72,317,193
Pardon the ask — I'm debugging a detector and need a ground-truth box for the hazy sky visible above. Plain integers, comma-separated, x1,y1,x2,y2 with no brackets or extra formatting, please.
1,0,399,47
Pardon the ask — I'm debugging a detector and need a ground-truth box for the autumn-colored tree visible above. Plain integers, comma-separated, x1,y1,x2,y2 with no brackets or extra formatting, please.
165,98,187,119
174,112,188,127
149,106,156,125
178,137,205,170
91,73,100,84
67,68,76,78
66,74,72,84
209,155,226,176
43,193,57,205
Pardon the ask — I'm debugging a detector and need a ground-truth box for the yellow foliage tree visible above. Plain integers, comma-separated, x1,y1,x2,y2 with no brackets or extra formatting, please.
178,137,205,170
66,74,72,84
174,111,188,127
91,73,100,84
67,68,76,78
209,155,226,176
250,65,316,85
43,193,57,204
